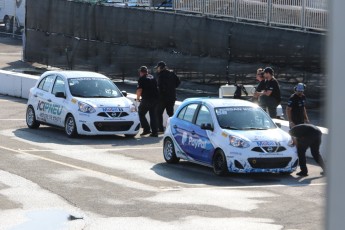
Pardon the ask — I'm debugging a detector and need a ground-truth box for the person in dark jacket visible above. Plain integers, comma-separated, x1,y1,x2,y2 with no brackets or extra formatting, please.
256,67,281,118
289,124,326,176
155,61,181,133
286,83,310,128
136,66,159,137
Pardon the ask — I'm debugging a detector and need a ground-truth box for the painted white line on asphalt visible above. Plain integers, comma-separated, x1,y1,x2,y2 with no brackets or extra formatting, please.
0,145,156,192
21,147,162,152
159,182,327,191
0,119,25,121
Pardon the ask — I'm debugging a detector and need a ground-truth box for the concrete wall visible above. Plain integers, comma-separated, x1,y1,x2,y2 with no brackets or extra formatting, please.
0,69,326,159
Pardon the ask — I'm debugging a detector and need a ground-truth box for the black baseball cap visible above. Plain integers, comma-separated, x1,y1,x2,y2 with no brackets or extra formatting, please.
154,61,166,69
263,67,274,75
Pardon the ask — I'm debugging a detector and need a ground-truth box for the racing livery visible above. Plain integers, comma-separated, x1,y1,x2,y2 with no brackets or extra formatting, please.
26,71,140,137
163,98,298,175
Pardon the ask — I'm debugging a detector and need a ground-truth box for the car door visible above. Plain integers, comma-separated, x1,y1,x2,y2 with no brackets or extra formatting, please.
35,74,56,124
171,103,199,160
189,105,215,164
50,75,68,127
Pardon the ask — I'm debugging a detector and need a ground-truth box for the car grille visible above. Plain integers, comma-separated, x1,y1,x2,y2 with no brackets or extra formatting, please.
251,146,286,153
98,112,129,118
247,157,292,169
94,121,134,131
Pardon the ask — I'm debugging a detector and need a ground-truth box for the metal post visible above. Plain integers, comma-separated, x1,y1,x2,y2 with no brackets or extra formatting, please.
301,0,306,31
234,0,238,21
327,0,345,229
267,0,272,26
12,0,17,37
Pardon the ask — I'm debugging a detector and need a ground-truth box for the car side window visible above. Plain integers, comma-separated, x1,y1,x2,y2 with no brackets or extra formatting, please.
196,105,213,126
38,75,55,92
52,76,66,95
177,106,187,120
182,104,198,123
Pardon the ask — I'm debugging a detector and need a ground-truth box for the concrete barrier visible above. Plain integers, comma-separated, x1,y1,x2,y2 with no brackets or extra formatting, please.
0,70,327,159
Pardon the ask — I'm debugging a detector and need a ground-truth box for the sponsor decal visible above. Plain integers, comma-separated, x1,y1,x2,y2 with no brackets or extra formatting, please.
181,131,207,149
37,101,63,115
188,136,206,149
221,132,228,138
38,112,62,123
102,107,124,112
255,141,278,147
216,107,255,115
71,98,77,104
230,152,242,155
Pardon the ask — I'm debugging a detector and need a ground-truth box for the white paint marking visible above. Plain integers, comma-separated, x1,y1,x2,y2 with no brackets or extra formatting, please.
21,147,162,152
0,119,25,121
0,145,156,192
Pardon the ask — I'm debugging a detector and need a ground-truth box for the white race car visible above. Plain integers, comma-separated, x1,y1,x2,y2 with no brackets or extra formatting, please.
26,71,140,137
163,98,298,175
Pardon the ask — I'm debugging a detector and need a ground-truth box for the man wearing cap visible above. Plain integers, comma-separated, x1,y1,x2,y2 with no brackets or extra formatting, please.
155,61,181,133
257,67,281,118
136,66,159,137
286,83,309,128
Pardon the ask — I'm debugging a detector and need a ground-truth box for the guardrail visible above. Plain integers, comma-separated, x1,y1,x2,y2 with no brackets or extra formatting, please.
173,0,328,31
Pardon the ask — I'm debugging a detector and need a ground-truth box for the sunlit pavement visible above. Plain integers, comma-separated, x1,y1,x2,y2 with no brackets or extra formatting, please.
0,95,325,230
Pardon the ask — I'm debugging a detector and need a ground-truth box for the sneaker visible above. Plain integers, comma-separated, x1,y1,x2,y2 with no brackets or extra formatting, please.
140,131,151,136
296,171,308,177
149,133,158,137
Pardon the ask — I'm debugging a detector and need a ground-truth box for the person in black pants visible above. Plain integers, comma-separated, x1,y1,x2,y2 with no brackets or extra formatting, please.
286,83,310,128
257,67,281,118
289,124,326,176
155,61,181,133
136,66,159,137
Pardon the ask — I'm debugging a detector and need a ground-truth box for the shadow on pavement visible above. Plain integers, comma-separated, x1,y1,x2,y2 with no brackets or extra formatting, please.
151,161,322,187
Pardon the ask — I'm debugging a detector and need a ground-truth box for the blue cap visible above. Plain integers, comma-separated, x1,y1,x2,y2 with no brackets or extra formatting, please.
295,83,305,92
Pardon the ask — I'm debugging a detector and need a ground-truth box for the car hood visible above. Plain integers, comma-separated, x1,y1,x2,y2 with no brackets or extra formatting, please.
78,97,132,108
223,128,290,143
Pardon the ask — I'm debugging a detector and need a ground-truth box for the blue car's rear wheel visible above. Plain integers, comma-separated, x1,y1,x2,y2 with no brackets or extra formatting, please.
163,137,180,164
213,149,228,176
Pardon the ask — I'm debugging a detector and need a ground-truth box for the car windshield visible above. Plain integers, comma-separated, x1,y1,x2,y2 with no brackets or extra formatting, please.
68,77,122,98
215,106,276,130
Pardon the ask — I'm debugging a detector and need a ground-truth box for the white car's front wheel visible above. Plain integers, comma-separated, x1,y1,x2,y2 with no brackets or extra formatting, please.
65,114,78,138
163,137,180,164
26,106,40,129
212,149,228,176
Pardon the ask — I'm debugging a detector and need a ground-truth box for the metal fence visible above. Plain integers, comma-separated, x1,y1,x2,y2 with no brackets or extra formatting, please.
173,0,328,31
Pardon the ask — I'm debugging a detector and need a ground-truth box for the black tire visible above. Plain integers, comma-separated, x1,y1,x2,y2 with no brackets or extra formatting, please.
26,106,40,129
163,137,180,164
125,134,136,138
212,149,229,176
65,114,78,138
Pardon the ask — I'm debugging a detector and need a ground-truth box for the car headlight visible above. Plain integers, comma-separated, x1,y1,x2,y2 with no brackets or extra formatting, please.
130,104,137,112
288,137,295,147
229,135,250,148
78,102,96,113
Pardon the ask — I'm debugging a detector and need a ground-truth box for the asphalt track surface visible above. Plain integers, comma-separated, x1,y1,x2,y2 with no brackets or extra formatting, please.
0,95,326,230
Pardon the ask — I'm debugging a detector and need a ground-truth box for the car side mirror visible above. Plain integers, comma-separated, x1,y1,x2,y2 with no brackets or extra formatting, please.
275,122,282,128
201,123,213,131
122,91,127,97
55,92,66,99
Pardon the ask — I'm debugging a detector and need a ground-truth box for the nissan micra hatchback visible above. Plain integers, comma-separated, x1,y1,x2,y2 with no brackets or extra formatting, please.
163,98,298,176
26,71,140,137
